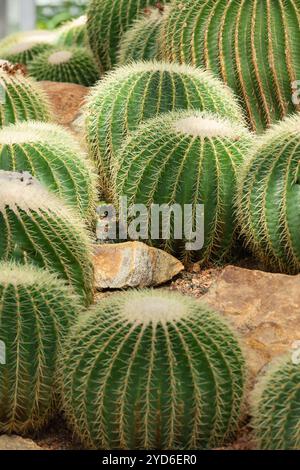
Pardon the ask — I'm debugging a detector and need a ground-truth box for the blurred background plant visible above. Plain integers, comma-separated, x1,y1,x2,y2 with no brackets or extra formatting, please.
37,0,88,29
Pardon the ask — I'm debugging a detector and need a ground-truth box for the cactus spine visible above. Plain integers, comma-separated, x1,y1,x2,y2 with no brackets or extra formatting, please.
61,290,246,450
0,171,94,305
118,7,166,65
85,61,244,194
237,114,300,274
2,41,53,66
161,0,300,133
86,0,169,72
0,121,97,221
0,262,81,434
0,63,52,127
56,16,88,48
29,47,99,87
114,111,252,263
251,356,300,450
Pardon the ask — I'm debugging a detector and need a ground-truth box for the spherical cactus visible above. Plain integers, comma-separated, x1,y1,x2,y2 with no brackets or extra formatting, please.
1,41,53,66
86,0,169,72
0,262,81,434
118,7,166,65
0,63,52,127
237,114,300,274
251,355,300,450
0,171,94,306
56,15,88,48
61,289,246,450
161,0,300,133
0,30,56,57
85,61,244,193
0,121,97,221
28,47,99,87
114,111,252,263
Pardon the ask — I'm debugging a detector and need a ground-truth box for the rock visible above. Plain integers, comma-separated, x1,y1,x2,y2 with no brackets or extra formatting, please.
94,242,184,289
0,435,43,450
202,266,300,377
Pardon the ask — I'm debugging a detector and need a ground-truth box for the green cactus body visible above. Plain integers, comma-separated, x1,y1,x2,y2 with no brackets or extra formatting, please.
114,111,252,263
161,0,300,133
118,7,166,65
0,64,52,127
28,47,99,87
2,41,53,66
0,262,81,434
251,356,300,450
0,121,97,221
61,290,246,450
0,30,56,57
0,171,94,305
86,0,169,72
237,114,300,274
56,16,88,47
85,61,244,194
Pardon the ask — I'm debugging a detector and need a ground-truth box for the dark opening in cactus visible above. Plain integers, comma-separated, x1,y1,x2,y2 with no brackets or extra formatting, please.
114,111,252,263
86,0,169,72
0,63,52,127
61,289,246,450
237,114,300,274
85,61,244,194
161,0,300,132
0,171,94,306
0,262,81,434
0,121,97,221
56,16,88,48
28,47,100,87
251,355,300,450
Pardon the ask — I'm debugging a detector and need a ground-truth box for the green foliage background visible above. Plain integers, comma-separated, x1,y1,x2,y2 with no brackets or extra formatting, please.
37,0,88,29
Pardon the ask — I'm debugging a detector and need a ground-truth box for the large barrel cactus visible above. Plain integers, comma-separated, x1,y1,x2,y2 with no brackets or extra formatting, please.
118,7,166,65
0,262,81,434
0,30,56,57
56,16,88,48
114,111,252,263
0,171,94,305
61,290,246,450
161,0,300,132
0,121,97,221
85,61,244,193
87,0,169,72
29,47,99,87
237,114,300,274
251,356,300,450
2,41,53,66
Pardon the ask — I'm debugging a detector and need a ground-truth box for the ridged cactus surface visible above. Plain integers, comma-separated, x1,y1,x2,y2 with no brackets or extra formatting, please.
118,7,166,65
56,16,88,47
86,0,169,72
0,63,52,127
114,111,251,262
85,61,244,193
0,262,80,434
161,0,300,132
29,47,99,86
61,290,246,450
237,115,300,274
0,171,94,305
251,356,300,450
0,30,56,57
0,121,97,221
2,41,53,66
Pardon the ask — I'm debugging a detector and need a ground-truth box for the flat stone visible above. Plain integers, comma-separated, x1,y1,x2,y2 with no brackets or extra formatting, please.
202,265,300,377
94,241,184,289
0,435,43,450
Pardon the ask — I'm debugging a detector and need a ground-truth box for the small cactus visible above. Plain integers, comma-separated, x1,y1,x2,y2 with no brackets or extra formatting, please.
28,47,99,87
85,61,244,194
56,15,88,48
251,355,300,450
161,0,300,133
236,114,300,274
0,63,52,127
86,0,169,72
61,289,246,450
0,262,81,434
114,110,252,263
0,171,94,305
118,7,166,65
2,41,53,66
0,121,97,221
